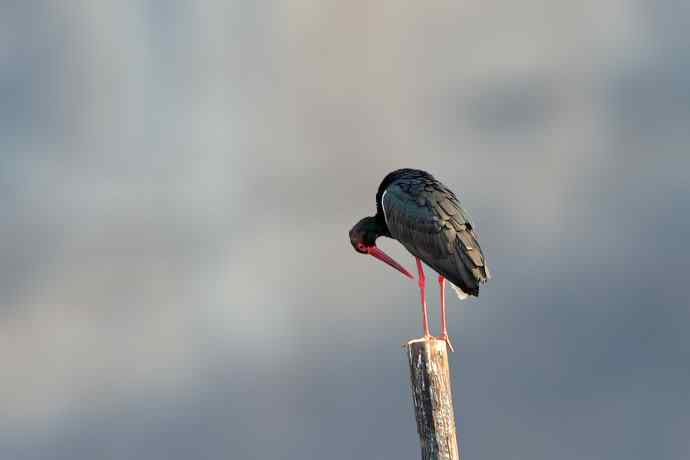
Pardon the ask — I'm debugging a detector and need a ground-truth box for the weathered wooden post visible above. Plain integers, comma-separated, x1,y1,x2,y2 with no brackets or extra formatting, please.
405,338,460,460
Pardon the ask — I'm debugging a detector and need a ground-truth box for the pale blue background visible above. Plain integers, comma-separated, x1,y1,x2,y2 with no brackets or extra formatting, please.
1,2,689,459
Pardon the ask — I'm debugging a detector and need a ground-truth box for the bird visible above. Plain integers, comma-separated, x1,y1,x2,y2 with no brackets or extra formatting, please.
349,168,490,351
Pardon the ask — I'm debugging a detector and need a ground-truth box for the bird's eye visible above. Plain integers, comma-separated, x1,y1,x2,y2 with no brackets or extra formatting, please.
356,243,366,252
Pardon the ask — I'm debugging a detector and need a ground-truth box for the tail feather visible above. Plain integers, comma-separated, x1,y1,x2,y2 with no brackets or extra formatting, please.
451,282,469,300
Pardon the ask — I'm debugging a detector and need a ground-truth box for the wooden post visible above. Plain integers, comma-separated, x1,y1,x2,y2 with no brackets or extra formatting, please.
405,338,461,460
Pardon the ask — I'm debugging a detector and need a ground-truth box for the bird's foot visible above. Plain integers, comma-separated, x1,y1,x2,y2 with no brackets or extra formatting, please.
437,334,455,352
403,334,435,347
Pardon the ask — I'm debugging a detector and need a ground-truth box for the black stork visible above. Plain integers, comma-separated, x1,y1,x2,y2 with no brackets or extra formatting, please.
349,168,490,351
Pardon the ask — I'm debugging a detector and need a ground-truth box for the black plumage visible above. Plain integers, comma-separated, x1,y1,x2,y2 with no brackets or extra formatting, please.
376,169,489,296
349,168,490,345
372,168,489,297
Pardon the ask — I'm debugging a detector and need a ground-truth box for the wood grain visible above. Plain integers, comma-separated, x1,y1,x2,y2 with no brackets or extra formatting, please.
406,338,460,460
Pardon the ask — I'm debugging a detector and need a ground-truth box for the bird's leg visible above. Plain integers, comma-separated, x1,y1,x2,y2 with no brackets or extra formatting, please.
415,257,432,339
437,276,454,352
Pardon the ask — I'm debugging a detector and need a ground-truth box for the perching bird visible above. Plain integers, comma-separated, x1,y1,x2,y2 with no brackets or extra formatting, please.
349,168,490,351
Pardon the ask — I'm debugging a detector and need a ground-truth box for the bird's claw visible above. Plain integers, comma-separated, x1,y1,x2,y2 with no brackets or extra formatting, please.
405,334,454,352
403,334,435,347
437,334,455,352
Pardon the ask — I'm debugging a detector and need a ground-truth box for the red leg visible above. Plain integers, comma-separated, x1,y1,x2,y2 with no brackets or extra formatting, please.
439,276,447,335
438,276,454,352
415,257,431,338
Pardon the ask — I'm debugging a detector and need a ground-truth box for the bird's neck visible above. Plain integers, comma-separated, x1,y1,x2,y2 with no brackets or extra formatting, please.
372,212,391,238
357,215,390,244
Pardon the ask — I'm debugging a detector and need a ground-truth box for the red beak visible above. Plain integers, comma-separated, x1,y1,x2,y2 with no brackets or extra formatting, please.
367,246,414,279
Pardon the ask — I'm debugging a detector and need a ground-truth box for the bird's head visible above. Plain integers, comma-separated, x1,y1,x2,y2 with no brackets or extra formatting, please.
349,217,379,253
349,217,413,279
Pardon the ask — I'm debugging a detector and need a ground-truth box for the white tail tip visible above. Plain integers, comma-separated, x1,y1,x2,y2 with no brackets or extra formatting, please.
450,283,469,300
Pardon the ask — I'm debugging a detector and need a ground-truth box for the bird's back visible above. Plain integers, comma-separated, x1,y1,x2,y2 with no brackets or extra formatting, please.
378,169,489,296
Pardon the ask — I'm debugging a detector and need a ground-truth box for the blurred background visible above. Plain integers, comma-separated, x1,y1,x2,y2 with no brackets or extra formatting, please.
1,2,689,459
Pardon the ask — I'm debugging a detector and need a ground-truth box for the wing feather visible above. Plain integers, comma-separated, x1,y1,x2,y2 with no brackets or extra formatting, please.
381,181,489,297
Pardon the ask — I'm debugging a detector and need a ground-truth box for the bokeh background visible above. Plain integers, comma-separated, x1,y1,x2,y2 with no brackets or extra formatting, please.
2,2,689,459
